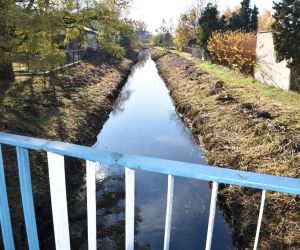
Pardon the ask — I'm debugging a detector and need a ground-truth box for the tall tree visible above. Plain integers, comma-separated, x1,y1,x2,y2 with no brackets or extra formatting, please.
239,0,252,30
227,12,241,31
223,5,240,23
194,0,209,21
226,0,259,32
272,0,300,70
0,0,64,81
0,0,134,82
250,5,259,31
174,7,198,50
197,3,224,49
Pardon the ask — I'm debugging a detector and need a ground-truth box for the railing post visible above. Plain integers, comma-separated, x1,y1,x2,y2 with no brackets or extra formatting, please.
16,147,40,250
0,145,15,250
253,190,267,250
72,49,75,64
125,167,135,250
47,152,70,250
205,182,219,250
86,161,97,250
163,175,174,250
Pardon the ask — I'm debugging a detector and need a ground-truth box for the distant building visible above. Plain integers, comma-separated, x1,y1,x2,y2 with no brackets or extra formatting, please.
84,20,101,50
137,31,151,43
58,20,101,63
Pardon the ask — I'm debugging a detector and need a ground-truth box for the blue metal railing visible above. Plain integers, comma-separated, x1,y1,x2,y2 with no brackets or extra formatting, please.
0,132,299,250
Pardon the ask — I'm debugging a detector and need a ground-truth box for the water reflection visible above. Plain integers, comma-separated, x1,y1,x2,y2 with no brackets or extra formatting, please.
72,51,234,249
113,88,135,115
113,52,150,115
168,112,205,158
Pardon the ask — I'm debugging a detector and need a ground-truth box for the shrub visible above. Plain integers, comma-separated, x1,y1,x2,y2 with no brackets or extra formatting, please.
207,30,256,74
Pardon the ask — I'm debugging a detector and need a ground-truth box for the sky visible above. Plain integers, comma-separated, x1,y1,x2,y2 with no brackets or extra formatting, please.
129,0,278,33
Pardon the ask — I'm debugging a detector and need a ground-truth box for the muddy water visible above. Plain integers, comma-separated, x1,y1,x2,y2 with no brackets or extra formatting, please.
91,51,234,249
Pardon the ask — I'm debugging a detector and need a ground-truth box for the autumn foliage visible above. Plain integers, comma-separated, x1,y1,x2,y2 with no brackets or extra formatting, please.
207,30,256,74
258,9,275,32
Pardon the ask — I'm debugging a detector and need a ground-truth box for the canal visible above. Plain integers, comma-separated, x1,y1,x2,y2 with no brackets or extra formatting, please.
73,51,234,249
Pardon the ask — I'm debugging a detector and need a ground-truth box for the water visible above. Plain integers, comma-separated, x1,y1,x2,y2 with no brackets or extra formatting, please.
92,51,234,249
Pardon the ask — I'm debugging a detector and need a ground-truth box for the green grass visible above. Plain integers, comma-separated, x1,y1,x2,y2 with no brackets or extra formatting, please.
173,50,300,113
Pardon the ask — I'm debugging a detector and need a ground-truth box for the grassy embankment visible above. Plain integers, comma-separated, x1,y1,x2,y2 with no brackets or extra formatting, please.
151,48,300,250
0,54,136,249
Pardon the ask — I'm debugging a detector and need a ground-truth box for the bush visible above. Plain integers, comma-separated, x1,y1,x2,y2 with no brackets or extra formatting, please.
207,30,256,74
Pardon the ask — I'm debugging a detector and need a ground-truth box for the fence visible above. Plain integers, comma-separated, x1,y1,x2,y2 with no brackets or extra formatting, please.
184,47,208,61
13,49,86,75
0,132,299,250
64,49,86,64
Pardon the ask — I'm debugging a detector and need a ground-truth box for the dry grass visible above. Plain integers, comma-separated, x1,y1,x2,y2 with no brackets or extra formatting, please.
1,59,133,143
151,48,300,250
0,57,134,249
174,51,300,113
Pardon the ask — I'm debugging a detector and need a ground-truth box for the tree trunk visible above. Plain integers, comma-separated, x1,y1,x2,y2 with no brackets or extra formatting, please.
290,65,300,91
0,63,15,82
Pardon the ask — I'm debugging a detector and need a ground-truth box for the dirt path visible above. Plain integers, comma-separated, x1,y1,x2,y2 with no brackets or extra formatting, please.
151,48,299,250
0,54,137,249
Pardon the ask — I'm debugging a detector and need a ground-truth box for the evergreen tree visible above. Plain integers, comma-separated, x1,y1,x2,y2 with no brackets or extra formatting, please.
250,5,259,31
239,0,252,30
272,0,300,69
219,15,227,31
228,12,241,31
226,0,259,32
197,3,224,49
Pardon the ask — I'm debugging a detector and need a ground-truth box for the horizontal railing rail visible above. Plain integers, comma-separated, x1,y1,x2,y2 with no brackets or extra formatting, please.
0,132,299,250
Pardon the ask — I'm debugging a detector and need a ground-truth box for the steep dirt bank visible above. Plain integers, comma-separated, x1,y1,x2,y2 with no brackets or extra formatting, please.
151,49,299,250
0,53,137,249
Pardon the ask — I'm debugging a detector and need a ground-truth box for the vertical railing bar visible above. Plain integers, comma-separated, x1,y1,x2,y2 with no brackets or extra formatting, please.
86,161,97,250
47,152,70,250
16,147,40,250
253,190,267,250
0,145,15,250
205,182,219,250
125,167,135,250
163,175,175,250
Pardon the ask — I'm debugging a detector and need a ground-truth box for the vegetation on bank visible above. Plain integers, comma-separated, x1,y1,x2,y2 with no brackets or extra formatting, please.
151,48,300,250
0,53,136,249
173,50,300,117
173,0,259,52
207,31,256,74
0,0,145,248
171,0,300,78
171,0,260,75
0,0,141,81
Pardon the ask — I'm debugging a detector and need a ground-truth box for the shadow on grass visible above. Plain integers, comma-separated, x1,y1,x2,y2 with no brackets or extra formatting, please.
0,53,135,249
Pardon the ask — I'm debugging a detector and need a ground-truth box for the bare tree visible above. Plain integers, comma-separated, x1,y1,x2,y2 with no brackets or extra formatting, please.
194,0,208,20
194,0,219,20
